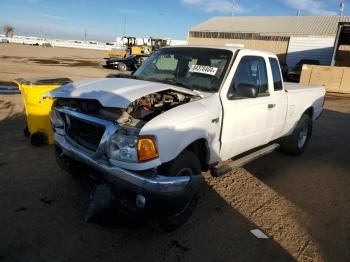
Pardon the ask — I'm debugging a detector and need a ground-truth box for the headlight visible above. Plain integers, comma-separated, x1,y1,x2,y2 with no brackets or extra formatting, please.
50,109,64,128
107,130,158,162
107,132,138,162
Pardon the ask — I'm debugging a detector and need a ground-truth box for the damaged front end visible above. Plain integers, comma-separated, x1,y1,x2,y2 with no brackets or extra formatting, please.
51,89,200,162
53,89,200,129
51,88,203,223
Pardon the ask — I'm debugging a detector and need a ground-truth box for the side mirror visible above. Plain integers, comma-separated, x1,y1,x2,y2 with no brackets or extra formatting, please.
228,83,258,99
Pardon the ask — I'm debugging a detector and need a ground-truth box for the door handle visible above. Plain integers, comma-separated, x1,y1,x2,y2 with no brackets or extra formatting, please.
268,104,276,109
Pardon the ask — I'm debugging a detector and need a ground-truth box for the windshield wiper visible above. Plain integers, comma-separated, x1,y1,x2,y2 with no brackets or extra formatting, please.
161,78,191,89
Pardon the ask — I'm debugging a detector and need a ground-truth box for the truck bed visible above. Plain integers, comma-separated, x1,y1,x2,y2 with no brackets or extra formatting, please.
284,82,324,93
282,81,325,137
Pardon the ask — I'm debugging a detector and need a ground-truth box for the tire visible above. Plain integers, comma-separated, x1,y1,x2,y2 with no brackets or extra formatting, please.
117,63,127,71
156,150,201,232
280,114,312,156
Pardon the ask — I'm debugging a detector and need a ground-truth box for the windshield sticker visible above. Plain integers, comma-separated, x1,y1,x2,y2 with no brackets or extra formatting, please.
189,65,218,76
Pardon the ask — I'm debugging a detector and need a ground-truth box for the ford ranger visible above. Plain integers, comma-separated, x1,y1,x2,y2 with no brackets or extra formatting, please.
47,46,325,231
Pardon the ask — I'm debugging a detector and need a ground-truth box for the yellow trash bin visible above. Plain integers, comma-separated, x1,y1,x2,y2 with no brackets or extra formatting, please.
15,77,72,146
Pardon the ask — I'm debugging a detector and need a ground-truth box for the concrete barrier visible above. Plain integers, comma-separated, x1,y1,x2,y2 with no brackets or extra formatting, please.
300,65,350,94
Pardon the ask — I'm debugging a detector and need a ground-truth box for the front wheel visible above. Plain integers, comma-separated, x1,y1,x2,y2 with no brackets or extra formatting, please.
156,150,202,232
280,114,312,156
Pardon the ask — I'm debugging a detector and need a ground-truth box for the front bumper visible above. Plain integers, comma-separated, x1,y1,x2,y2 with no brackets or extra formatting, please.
52,107,203,216
55,133,203,216
55,133,192,193
104,60,119,69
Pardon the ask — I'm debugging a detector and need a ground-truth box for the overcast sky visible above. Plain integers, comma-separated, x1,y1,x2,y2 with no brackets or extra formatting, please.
0,0,348,42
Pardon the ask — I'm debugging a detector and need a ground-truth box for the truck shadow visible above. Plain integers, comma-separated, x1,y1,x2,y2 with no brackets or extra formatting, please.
0,113,295,261
4,89,343,261
244,108,350,262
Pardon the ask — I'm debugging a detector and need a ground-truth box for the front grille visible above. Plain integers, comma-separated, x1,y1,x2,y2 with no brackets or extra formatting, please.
64,114,105,151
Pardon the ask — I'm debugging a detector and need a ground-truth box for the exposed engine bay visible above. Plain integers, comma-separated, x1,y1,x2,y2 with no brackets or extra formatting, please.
53,89,200,128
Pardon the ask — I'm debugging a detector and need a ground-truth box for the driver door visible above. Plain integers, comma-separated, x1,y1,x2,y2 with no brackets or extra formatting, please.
220,54,275,160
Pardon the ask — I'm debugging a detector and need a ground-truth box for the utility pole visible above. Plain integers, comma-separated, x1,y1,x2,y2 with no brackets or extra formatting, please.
231,0,236,16
84,29,87,42
340,1,345,16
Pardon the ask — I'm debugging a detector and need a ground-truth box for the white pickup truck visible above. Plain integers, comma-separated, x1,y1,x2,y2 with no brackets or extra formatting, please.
47,46,325,231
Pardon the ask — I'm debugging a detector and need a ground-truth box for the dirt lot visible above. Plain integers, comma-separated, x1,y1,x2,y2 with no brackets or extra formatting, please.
0,95,349,262
1,44,350,261
0,44,115,82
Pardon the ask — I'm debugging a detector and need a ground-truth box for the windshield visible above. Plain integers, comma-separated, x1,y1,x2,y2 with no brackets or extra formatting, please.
133,47,233,92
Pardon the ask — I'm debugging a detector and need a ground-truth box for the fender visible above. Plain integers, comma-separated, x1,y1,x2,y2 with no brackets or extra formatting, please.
140,94,222,165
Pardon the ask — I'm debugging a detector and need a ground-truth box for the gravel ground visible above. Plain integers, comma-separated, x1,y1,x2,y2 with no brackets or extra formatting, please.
0,44,115,82
0,93,349,262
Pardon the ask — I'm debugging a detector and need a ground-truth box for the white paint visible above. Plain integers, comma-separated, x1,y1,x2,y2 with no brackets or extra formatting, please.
49,46,326,171
286,36,336,68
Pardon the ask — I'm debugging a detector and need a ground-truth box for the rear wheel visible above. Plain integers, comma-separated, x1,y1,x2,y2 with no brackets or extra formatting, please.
117,63,127,71
280,114,312,156
156,150,201,232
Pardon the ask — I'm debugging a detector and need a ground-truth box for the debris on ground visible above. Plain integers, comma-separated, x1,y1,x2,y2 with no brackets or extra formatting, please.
250,229,269,239
85,184,113,222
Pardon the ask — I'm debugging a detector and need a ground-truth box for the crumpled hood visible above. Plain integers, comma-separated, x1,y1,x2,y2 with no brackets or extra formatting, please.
46,78,203,108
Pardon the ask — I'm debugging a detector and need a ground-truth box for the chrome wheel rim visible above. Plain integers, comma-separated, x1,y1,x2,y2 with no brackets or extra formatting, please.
298,123,308,149
119,64,126,71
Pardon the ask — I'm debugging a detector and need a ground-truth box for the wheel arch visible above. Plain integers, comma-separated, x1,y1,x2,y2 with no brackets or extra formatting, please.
184,138,210,172
300,107,313,137
303,107,314,118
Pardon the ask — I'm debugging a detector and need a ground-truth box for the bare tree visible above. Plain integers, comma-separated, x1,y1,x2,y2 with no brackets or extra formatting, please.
3,25,14,37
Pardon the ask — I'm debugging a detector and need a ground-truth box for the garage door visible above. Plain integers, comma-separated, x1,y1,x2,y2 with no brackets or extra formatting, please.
286,37,336,68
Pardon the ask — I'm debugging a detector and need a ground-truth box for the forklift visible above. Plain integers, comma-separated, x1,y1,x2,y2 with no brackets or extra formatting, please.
107,36,152,58
148,37,168,51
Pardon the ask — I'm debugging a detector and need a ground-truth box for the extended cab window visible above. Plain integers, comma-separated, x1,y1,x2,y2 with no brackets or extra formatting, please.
269,58,283,91
229,56,269,98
